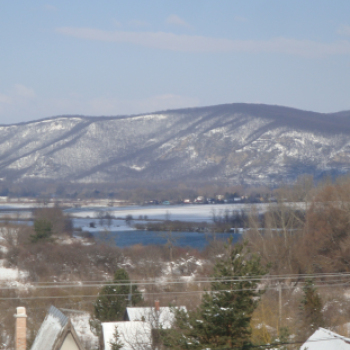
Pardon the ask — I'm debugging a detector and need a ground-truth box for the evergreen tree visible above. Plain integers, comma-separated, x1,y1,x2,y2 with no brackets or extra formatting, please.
109,326,124,350
31,219,53,242
299,279,324,339
94,268,142,322
162,241,267,350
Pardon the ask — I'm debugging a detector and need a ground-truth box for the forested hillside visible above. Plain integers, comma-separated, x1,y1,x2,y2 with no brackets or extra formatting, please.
1,103,350,186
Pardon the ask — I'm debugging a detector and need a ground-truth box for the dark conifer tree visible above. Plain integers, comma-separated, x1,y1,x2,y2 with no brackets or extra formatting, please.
299,279,324,339
31,219,53,242
109,326,124,350
94,268,142,322
162,241,267,350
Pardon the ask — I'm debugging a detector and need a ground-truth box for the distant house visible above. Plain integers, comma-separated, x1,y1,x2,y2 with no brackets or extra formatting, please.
300,327,350,350
124,304,186,329
194,196,205,204
102,321,152,350
30,306,85,350
102,302,186,350
144,200,159,205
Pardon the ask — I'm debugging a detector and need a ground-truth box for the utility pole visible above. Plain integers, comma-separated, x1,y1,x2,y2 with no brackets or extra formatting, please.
128,280,133,307
278,283,282,331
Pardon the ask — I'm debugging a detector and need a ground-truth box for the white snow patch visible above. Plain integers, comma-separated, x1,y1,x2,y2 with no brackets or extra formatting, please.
130,165,145,171
0,266,20,280
0,260,28,281
131,114,167,121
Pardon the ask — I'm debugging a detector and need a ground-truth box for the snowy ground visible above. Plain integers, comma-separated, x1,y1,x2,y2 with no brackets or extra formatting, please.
0,203,37,209
0,202,306,223
67,203,271,222
0,259,28,281
0,265,19,280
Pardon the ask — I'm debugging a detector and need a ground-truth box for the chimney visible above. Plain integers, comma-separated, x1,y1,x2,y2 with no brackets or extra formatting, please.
15,307,27,350
154,300,160,312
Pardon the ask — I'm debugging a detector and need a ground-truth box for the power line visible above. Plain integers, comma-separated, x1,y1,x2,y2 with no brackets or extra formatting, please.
4,270,350,285
7,271,350,285
2,281,350,300
0,273,350,290
2,274,350,290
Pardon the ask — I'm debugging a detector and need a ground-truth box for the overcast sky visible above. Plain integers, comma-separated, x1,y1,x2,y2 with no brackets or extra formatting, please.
1,1,350,124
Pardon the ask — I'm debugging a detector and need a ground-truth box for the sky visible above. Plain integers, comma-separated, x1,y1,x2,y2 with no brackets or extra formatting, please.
1,1,350,124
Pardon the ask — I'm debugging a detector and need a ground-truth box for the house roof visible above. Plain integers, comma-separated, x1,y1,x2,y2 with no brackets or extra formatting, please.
102,321,152,350
70,312,99,349
300,327,350,350
30,306,85,350
125,306,186,329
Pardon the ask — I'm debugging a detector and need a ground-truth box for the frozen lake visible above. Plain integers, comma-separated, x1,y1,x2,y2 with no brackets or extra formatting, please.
0,202,304,248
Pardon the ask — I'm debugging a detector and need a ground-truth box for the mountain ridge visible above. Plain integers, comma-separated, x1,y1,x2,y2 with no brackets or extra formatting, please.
1,103,350,185
4,102,350,126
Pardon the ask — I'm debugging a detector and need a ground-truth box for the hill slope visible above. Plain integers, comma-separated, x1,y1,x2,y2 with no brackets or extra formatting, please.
1,103,350,185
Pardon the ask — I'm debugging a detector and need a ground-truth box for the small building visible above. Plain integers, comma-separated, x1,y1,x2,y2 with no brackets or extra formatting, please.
102,302,186,350
194,196,206,204
124,304,186,329
102,321,152,350
29,306,85,350
300,327,350,350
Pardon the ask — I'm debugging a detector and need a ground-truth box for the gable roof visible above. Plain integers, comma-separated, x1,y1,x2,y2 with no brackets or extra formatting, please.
102,321,152,350
300,327,350,350
30,306,85,350
125,306,186,329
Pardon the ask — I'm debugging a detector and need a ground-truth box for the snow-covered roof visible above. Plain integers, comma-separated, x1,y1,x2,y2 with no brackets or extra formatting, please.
102,321,152,350
30,306,68,350
30,306,85,350
125,306,186,329
300,327,350,350
70,313,99,349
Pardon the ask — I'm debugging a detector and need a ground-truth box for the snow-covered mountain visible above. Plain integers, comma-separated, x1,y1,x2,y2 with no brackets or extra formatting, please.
1,103,350,185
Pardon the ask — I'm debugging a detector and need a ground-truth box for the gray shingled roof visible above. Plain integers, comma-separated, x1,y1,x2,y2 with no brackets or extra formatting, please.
30,306,69,350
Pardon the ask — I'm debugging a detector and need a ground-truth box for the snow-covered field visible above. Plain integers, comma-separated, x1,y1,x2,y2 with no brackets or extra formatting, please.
67,203,267,222
67,202,306,222
0,202,306,224
0,203,37,210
